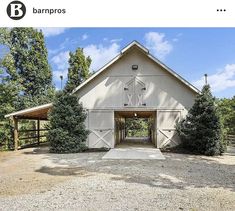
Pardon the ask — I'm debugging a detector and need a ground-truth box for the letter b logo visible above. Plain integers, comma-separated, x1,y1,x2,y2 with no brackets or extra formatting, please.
7,1,26,20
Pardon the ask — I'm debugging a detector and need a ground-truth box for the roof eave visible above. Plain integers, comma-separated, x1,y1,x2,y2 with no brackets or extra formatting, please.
147,54,200,94
72,53,122,94
5,103,53,118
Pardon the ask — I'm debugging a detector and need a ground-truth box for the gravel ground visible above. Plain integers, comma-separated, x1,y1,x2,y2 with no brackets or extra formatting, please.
0,146,234,211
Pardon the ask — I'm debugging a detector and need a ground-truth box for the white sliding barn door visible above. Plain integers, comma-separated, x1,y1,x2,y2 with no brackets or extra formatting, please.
157,110,181,148
88,110,114,148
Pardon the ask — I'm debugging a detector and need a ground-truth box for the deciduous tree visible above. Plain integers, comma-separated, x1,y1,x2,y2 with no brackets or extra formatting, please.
65,48,91,93
217,97,235,135
10,27,55,108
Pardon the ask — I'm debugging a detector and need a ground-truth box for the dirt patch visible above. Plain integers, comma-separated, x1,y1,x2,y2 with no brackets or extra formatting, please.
0,148,73,196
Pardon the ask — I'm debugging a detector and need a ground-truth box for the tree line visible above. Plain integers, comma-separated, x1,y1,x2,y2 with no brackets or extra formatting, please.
0,27,234,154
0,27,91,150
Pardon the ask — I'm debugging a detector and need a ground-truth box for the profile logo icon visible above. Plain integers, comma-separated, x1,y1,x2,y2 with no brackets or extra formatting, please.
7,1,26,20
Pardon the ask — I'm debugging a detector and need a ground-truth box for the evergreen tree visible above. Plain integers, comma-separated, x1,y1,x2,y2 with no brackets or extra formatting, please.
47,91,89,153
176,85,225,155
10,27,55,108
65,48,91,93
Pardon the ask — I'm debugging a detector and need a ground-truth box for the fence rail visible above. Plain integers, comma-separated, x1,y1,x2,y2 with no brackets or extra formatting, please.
227,134,235,146
20,135,47,140
16,128,49,148
227,135,235,140
19,129,48,133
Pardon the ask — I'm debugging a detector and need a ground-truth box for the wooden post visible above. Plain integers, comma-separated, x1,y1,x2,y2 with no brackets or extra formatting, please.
13,117,18,150
37,119,40,145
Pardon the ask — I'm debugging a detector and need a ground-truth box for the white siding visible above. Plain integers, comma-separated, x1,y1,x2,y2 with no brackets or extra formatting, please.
76,46,197,148
77,48,195,110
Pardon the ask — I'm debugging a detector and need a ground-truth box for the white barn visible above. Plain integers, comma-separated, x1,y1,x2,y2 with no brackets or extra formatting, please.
5,41,199,150
72,41,199,149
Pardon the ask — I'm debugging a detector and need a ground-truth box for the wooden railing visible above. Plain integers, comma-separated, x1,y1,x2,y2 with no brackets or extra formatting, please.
17,128,49,149
227,134,235,143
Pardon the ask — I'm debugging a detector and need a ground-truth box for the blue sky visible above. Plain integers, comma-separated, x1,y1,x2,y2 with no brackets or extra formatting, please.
41,28,235,98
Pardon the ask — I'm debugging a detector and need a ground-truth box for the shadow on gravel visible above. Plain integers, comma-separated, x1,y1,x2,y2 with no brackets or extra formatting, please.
110,174,186,189
29,146,235,192
35,166,92,177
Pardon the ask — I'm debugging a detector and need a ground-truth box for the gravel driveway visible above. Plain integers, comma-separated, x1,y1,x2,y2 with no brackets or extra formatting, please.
0,146,234,211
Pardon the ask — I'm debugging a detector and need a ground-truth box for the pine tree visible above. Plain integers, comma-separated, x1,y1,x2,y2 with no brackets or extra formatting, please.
176,85,225,155
10,27,55,108
65,48,91,93
47,91,89,153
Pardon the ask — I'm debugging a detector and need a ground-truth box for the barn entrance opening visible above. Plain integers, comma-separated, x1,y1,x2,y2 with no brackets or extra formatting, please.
114,111,156,147
125,117,150,143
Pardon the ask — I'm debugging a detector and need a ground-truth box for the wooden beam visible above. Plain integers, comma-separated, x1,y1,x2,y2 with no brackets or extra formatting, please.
16,116,48,120
37,119,40,145
13,117,19,150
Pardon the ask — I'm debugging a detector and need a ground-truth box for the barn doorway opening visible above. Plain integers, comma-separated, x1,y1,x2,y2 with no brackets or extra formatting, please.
125,118,149,141
114,111,156,147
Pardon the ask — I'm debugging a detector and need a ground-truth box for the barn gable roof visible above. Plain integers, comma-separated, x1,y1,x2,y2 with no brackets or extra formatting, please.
72,41,200,94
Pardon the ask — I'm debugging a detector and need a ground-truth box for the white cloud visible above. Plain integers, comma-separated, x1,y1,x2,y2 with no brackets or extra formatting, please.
83,43,120,71
144,32,173,59
172,38,179,42
193,64,235,92
37,28,67,37
48,37,79,56
82,34,88,40
102,38,122,43
176,33,183,37
110,38,123,43
51,51,70,70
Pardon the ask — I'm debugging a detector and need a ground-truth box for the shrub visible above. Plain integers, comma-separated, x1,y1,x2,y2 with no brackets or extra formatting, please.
176,85,225,156
47,91,89,153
